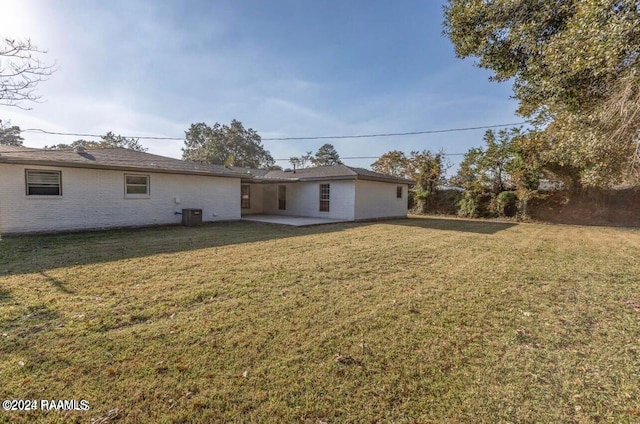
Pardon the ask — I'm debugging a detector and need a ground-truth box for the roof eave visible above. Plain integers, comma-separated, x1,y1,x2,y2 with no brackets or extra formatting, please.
242,176,300,183
356,175,415,184
0,158,245,178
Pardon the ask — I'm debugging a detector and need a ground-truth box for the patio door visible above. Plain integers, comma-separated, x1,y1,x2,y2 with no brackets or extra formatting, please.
241,184,250,209
278,185,286,210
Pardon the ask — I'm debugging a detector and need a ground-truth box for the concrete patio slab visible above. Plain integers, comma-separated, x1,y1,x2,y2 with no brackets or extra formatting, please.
241,214,347,227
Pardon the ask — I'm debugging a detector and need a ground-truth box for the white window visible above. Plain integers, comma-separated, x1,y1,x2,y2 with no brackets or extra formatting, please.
26,169,62,196
125,174,150,198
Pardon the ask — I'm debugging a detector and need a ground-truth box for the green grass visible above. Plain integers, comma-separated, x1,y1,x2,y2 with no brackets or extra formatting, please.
1,217,640,423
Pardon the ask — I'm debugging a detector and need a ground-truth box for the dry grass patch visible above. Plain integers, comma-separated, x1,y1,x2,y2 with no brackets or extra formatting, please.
1,217,639,422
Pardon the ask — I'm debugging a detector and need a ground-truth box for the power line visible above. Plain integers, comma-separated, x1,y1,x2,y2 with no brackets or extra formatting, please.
19,121,527,142
0,150,467,160
272,153,466,161
263,123,527,140
21,128,184,140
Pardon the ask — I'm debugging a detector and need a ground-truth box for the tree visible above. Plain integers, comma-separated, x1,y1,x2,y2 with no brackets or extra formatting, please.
483,128,518,193
452,127,545,218
452,129,518,193
289,151,314,169
443,0,640,186
506,131,545,218
0,119,24,146
371,150,410,177
44,132,147,152
408,150,447,213
451,146,487,192
182,120,274,169
1,38,56,108
312,143,342,166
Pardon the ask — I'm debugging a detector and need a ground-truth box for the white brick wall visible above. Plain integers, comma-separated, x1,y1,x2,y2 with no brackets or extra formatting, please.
261,180,356,221
354,180,409,220
0,164,241,234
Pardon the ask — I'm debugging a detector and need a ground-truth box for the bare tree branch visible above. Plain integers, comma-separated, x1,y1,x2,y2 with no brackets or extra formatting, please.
0,38,56,109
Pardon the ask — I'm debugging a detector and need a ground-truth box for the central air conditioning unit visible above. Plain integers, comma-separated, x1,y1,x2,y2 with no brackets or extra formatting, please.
181,208,203,226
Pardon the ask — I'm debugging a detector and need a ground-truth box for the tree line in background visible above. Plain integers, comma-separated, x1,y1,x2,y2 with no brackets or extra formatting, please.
0,117,343,171
1,115,634,221
43,132,147,152
289,143,342,168
0,119,148,151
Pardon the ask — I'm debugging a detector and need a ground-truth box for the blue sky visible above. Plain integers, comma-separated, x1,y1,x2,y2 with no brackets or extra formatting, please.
1,0,521,171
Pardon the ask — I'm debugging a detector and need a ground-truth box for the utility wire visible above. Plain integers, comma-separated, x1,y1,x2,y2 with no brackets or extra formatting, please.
272,154,466,161
21,128,183,140
1,150,467,159
264,123,526,140
20,122,527,142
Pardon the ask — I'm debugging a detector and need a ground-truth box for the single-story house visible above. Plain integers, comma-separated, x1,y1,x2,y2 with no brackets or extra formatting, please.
233,165,413,222
0,146,414,235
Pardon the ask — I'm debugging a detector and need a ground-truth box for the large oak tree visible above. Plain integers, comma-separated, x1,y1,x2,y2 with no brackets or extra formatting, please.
182,120,274,169
443,0,640,186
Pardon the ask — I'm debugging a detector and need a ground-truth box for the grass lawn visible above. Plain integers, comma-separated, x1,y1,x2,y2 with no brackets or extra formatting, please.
1,216,639,423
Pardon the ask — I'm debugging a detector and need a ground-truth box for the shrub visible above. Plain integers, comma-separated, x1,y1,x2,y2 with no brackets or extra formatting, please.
457,193,479,217
496,191,518,217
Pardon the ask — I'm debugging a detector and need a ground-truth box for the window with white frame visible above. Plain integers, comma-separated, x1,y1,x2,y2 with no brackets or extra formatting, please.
397,186,403,199
125,174,150,197
25,169,62,196
319,184,330,212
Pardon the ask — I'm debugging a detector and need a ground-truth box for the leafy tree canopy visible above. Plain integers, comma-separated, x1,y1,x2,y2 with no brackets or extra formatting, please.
443,0,640,186
182,120,274,169
452,127,544,217
371,150,410,178
312,143,342,166
408,150,448,199
0,119,24,146
452,128,541,192
372,149,447,213
44,132,147,152
289,151,314,169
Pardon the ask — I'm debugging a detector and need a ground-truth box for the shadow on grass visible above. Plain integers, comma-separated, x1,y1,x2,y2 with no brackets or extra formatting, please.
0,303,61,337
0,289,12,303
40,271,76,294
0,217,515,276
0,221,362,276
387,216,517,235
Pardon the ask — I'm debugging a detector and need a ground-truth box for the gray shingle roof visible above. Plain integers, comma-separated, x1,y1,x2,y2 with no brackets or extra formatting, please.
227,166,271,177
261,164,414,184
0,147,246,178
0,147,414,183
